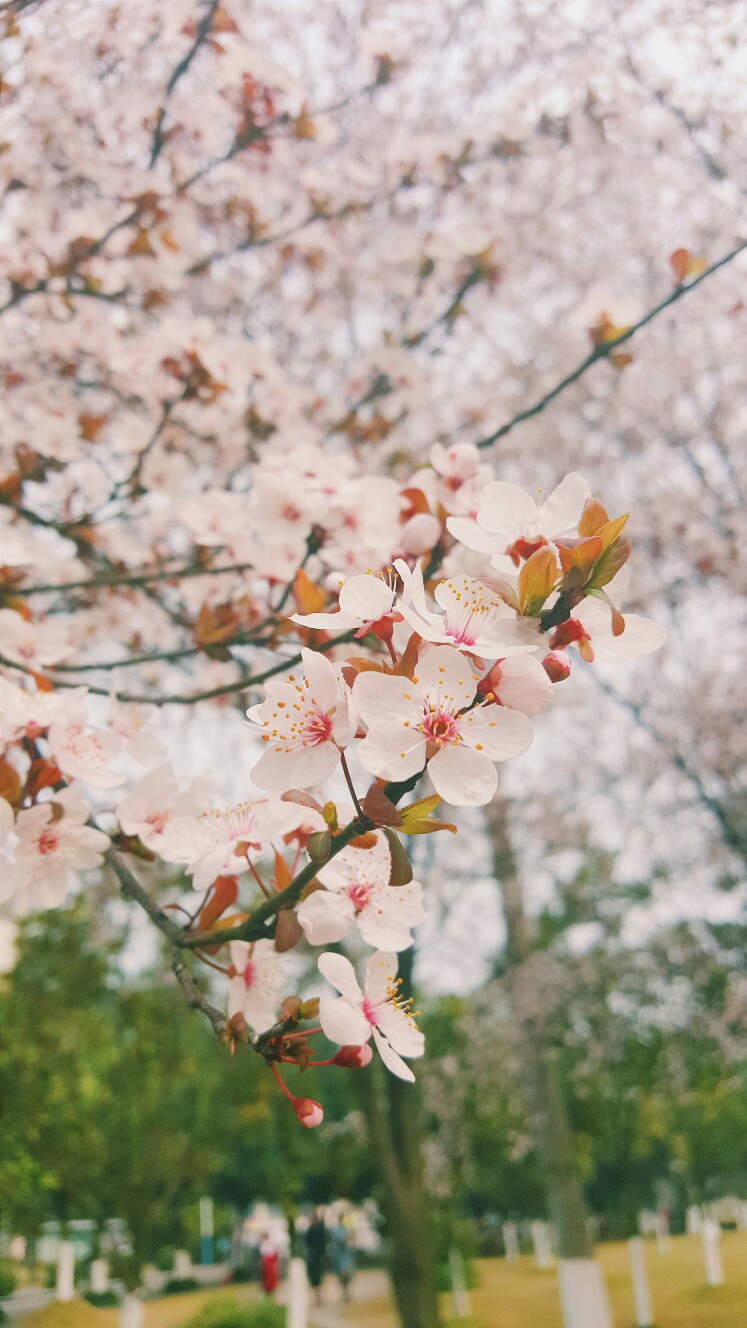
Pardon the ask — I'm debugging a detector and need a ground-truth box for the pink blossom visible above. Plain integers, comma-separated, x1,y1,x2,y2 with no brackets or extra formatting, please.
317,951,425,1083
247,648,355,793
297,831,424,951
354,644,533,806
6,787,110,915
0,609,75,670
228,939,283,1034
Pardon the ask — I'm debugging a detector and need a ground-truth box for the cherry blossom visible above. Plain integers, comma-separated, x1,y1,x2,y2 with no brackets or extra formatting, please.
447,473,590,574
227,939,284,1034
291,572,398,638
0,609,75,671
480,655,555,715
107,692,166,767
158,796,302,892
354,644,533,806
114,764,211,853
317,951,425,1083
0,678,88,745
297,832,425,951
6,787,110,915
247,647,355,792
551,598,666,663
47,706,126,789
394,560,542,658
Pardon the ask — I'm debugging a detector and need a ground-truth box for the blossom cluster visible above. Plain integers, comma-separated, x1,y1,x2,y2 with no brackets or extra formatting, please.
0,460,664,1124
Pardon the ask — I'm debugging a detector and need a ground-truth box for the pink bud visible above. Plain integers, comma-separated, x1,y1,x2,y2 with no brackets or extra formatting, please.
292,1097,324,1128
542,650,571,683
400,512,441,555
332,1043,374,1069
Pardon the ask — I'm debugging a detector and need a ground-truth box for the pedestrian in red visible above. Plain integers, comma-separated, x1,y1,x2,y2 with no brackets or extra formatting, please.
259,1232,280,1296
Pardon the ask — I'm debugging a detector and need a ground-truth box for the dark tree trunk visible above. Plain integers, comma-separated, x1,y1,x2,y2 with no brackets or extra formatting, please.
357,947,441,1328
492,808,593,1259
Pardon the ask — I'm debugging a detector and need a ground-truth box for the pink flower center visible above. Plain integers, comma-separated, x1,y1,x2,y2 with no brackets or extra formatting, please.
37,828,59,856
302,711,332,746
242,962,255,989
420,708,459,746
361,998,379,1026
347,881,370,911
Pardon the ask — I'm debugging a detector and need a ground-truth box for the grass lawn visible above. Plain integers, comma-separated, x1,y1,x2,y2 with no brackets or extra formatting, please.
345,1232,747,1328
17,1286,259,1328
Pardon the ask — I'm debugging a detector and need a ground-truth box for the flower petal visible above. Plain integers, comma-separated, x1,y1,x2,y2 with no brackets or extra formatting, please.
319,995,371,1047
352,673,421,727
318,951,363,1001
339,574,394,622
414,644,478,710
297,891,356,945
477,482,538,538
427,744,498,806
372,1026,416,1082
459,703,534,760
357,723,427,783
445,516,499,554
537,472,589,539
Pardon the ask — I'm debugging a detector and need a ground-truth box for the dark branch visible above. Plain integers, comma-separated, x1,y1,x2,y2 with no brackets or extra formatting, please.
475,239,747,449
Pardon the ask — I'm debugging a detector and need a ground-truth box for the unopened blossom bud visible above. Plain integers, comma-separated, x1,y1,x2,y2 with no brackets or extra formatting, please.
543,651,571,683
400,512,441,555
332,1043,374,1069
292,1096,324,1128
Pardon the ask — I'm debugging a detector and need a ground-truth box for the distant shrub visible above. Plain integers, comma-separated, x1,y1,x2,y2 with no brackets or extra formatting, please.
163,1275,200,1295
84,1290,119,1307
185,1299,285,1328
154,1245,176,1271
0,1264,16,1299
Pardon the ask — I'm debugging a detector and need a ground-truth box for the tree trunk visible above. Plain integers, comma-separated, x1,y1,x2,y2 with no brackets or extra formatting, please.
487,798,613,1328
356,947,441,1328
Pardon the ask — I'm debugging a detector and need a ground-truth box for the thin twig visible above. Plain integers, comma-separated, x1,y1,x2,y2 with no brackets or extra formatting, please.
474,239,747,449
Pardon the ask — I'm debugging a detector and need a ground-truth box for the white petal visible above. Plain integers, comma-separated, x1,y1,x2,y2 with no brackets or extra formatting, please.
339,574,394,622
352,672,421,727
250,742,338,792
357,723,427,783
460,703,534,759
297,891,356,945
595,613,667,659
319,995,371,1047
318,951,363,1001
537,472,589,539
301,646,338,711
414,644,478,710
477,482,538,538
427,744,498,806
493,656,553,714
372,1027,416,1082
364,950,399,1003
290,610,358,630
375,1001,426,1058
357,906,418,952
445,516,499,554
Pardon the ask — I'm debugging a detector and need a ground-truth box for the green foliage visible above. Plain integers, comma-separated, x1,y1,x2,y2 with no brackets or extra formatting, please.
0,1264,16,1298
163,1276,200,1295
185,1299,285,1328
84,1290,119,1307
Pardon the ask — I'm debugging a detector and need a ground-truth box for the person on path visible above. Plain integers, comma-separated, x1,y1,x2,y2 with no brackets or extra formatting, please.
305,1209,327,1306
329,1221,355,1302
259,1231,280,1297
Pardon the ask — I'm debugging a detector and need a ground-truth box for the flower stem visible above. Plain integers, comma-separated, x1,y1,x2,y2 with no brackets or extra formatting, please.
270,1062,295,1102
340,750,365,819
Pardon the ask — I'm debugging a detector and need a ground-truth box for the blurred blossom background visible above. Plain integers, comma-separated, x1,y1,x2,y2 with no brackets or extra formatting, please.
0,2,745,1326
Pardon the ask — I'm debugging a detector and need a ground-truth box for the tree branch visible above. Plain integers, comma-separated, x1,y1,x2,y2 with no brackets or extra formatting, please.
148,1,220,168
475,239,747,449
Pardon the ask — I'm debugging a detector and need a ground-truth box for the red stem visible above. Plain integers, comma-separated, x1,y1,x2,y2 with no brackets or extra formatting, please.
270,1062,296,1102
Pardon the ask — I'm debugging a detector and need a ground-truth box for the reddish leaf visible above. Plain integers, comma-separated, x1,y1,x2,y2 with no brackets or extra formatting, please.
361,783,402,828
275,908,303,953
198,875,238,930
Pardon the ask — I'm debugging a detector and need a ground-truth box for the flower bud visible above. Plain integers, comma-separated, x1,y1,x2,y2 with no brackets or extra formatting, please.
331,1043,373,1069
542,651,571,683
307,830,331,863
400,512,441,555
292,1096,324,1128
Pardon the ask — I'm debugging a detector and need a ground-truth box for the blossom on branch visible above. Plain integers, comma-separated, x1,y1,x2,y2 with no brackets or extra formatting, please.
247,647,355,792
354,644,533,806
297,831,425,950
317,950,425,1083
